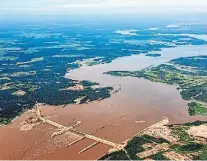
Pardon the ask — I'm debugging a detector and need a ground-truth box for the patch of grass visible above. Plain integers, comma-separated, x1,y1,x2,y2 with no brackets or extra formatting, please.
0,117,14,125
142,135,170,144
199,147,207,160
149,152,169,160
171,142,204,154
171,125,193,143
188,102,207,116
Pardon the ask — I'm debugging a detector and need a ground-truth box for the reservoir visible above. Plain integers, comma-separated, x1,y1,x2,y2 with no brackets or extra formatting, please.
1,45,207,159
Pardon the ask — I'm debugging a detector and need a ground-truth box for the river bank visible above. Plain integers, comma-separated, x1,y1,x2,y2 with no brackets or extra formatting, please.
0,45,207,159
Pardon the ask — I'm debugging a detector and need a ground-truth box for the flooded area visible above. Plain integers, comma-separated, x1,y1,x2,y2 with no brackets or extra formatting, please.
67,45,207,87
65,45,207,125
0,45,207,160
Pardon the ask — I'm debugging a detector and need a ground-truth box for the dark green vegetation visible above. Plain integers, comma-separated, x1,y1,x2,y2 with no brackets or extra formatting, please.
101,135,169,160
188,102,207,116
169,122,207,160
199,147,207,160
106,56,207,116
124,136,151,160
172,142,204,153
142,134,170,144
100,121,207,160
183,120,207,126
0,78,113,124
171,143,207,160
145,53,161,57
1,22,207,125
150,152,169,160
171,125,193,143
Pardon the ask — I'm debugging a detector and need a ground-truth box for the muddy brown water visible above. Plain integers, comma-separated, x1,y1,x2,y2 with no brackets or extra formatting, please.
0,45,207,159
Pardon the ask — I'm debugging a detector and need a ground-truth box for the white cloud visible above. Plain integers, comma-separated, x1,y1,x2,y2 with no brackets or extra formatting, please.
167,24,180,28
148,28,159,31
0,0,207,15
115,29,138,36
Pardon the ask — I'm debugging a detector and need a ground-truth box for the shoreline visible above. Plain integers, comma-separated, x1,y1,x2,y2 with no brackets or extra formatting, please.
1,45,207,127
1,45,207,159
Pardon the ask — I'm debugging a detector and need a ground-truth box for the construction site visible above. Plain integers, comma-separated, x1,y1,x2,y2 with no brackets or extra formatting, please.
19,103,207,160
20,103,126,155
100,117,207,160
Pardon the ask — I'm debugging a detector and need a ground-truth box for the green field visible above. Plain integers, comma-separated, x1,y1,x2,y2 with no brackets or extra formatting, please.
188,102,207,116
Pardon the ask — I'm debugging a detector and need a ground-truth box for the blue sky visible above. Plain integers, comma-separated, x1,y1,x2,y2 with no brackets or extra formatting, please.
0,0,207,15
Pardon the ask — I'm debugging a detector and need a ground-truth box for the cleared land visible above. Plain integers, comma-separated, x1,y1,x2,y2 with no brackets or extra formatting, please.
101,118,207,160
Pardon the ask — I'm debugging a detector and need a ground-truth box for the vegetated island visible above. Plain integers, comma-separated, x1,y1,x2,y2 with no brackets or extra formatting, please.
105,56,207,117
99,118,207,160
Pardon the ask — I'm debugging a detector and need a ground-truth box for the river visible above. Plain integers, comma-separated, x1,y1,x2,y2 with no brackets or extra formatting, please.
1,45,207,160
